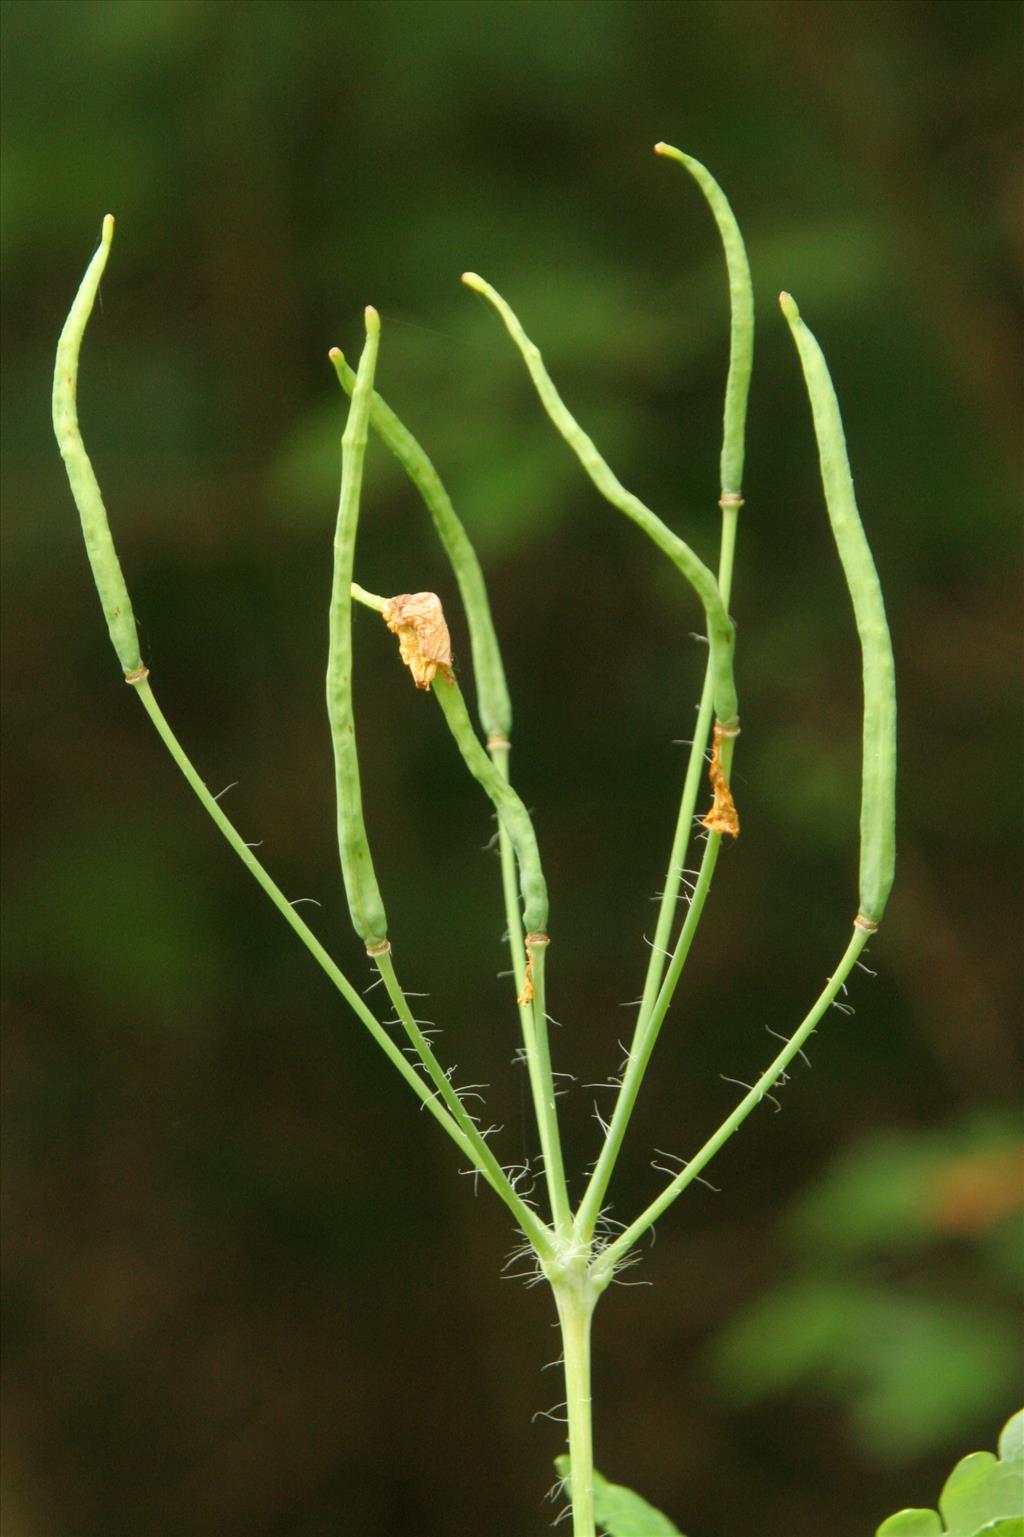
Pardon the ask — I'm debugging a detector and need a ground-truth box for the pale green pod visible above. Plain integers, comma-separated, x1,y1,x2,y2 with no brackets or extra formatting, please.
655,143,754,500
780,293,896,923
52,216,143,676
326,311,389,948
430,673,548,933
330,353,512,742
461,271,739,727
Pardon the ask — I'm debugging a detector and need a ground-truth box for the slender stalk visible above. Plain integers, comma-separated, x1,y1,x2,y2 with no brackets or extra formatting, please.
632,503,739,1036
461,271,739,728
429,673,548,934
131,681,491,1164
425,678,567,1228
373,948,553,1254
576,729,737,1240
591,922,872,1279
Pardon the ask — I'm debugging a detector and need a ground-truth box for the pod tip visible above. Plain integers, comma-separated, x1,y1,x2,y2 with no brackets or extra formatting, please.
364,305,380,336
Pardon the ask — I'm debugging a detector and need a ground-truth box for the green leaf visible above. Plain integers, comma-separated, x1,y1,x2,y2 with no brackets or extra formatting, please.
876,1411,1024,1537
876,1514,945,1537
555,1456,684,1536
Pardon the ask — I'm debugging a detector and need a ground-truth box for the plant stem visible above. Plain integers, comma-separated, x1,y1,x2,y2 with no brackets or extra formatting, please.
591,921,873,1278
576,816,726,1242
131,680,502,1170
553,1273,598,1537
372,947,553,1253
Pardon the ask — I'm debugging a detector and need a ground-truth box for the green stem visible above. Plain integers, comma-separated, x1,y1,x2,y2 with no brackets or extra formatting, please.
553,1273,598,1537
591,922,872,1279
428,676,570,1230
131,680,492,1163
576,730,737,1240
373,947,553,1253
461,271,738,727
491,743,569,1231
429,673,547,935
526,939,572,1234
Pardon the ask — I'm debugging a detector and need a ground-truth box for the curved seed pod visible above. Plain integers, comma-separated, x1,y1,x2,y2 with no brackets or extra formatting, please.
654,143,754,501
326,311,389,949
780,293,896,924
461,271,738,728
52,215,143,677
329,352,512,741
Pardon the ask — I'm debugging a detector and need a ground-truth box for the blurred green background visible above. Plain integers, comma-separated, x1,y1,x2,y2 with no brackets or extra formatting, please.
2,2,1021,1534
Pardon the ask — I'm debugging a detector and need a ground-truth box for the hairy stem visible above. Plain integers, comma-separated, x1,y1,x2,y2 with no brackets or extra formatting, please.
553,1274,598,1537
373,948,553,1252
592,922,872,1278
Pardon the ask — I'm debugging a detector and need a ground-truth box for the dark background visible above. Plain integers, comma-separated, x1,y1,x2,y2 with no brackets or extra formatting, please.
2,3,1021,1534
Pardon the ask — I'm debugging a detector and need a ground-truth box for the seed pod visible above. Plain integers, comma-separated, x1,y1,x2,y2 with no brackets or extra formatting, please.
326,309,389,949
52,216,143,677
780,292,896,924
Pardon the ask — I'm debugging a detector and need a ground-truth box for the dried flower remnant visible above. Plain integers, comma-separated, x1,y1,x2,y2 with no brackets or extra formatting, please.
702,722,740,837
382,592,454,689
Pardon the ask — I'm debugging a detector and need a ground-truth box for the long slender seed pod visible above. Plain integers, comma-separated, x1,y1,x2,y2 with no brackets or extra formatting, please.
654,144,754,499
52,216,143,677
326,313,389,949
780,293,896,924
330,351,512,742
461,271,739,727
430,674,548,934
